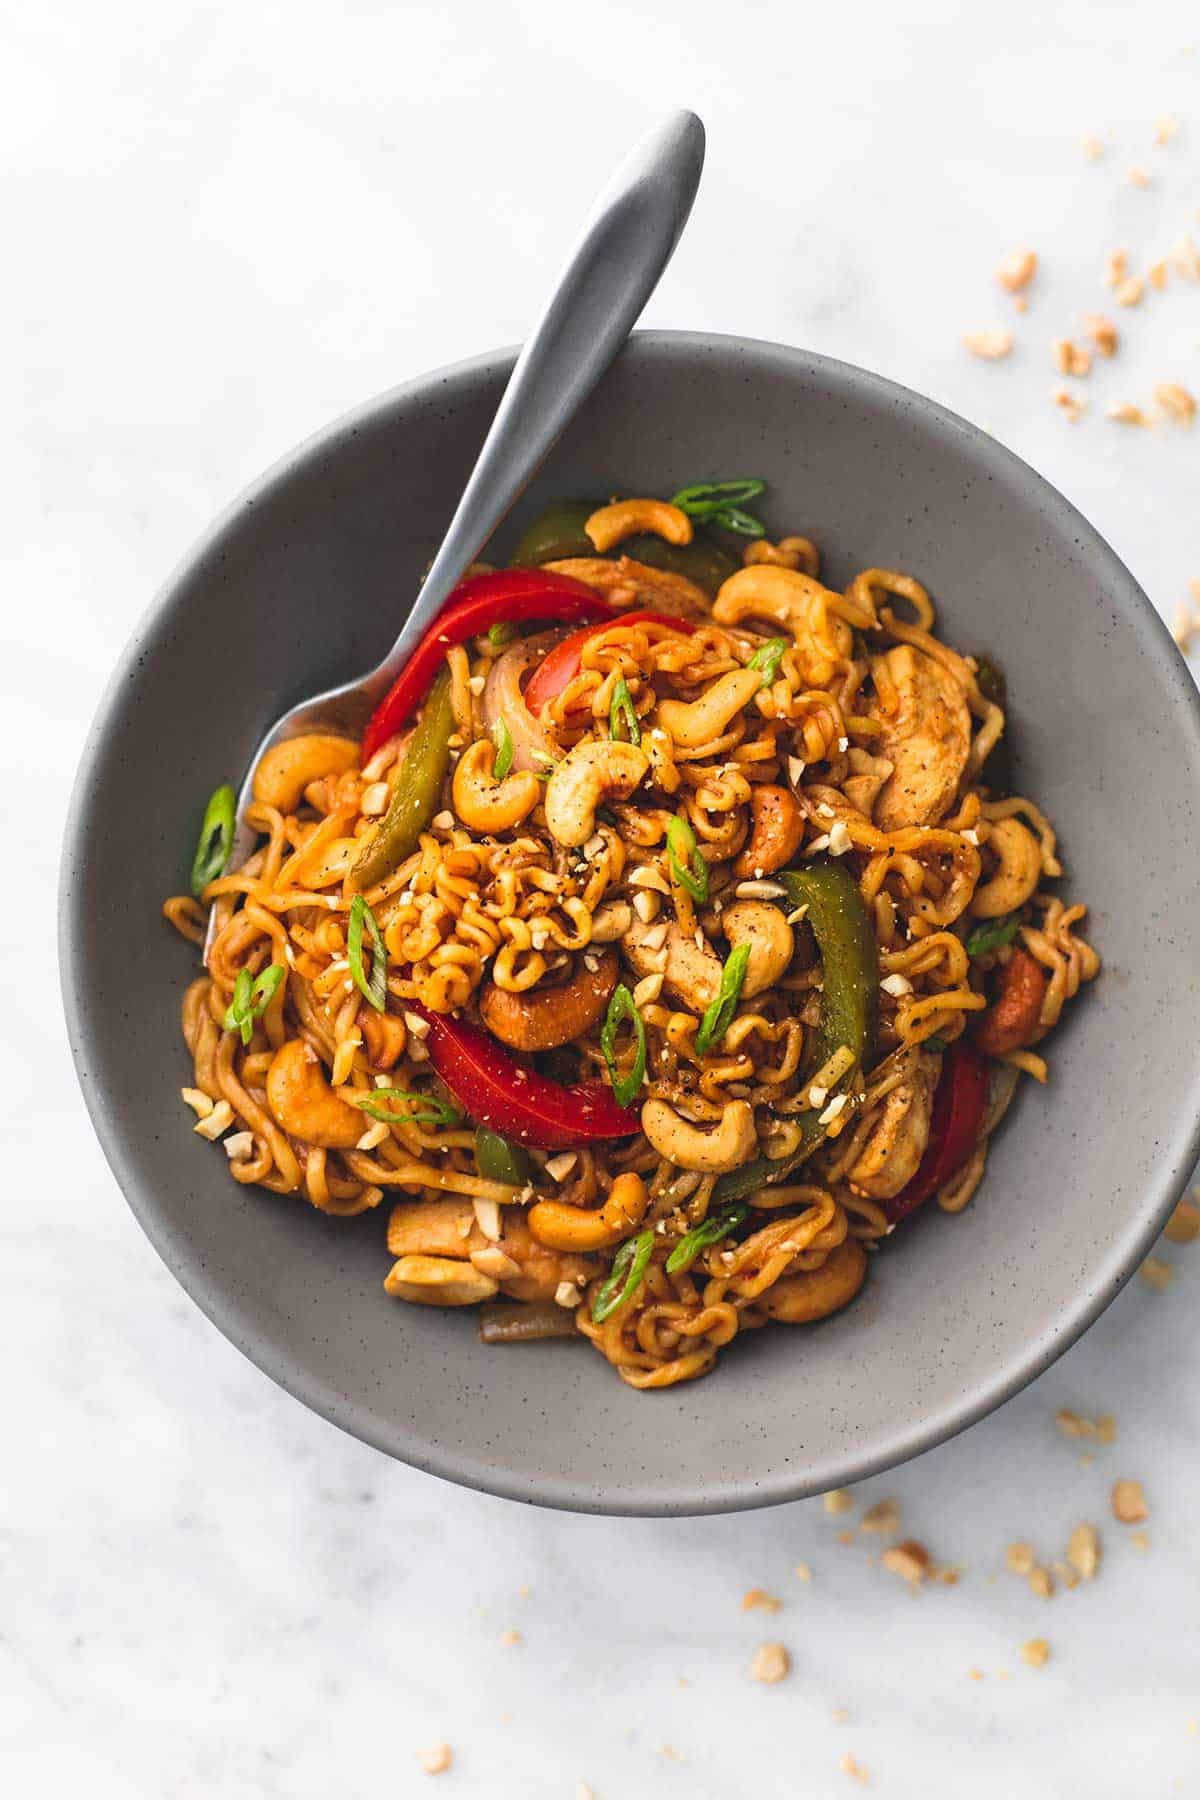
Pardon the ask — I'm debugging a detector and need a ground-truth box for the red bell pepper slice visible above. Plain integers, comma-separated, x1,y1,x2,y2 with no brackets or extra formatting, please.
884,1040,989,1225
413,1003,641,1151
360,570,607,765
523,610,695,717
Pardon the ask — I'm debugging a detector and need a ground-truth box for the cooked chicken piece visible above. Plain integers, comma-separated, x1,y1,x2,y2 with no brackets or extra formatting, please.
624,915,723,1013
848,1049,941,1200
542,555,709,620
870,645,970,831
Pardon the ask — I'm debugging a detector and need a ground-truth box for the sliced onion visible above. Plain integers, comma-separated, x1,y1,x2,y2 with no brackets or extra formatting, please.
481,632,562,773
478,1300,578,1344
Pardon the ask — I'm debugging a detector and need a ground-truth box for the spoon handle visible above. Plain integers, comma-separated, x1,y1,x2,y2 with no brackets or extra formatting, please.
376,109,705,681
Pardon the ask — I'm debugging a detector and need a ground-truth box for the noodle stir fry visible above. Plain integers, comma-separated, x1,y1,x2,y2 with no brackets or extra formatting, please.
165,485,1099,1390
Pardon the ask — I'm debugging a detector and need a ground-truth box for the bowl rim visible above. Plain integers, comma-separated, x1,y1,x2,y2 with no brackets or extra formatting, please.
60,328,1200,1515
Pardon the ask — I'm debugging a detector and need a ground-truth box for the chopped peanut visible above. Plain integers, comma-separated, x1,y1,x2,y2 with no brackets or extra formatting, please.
1106,402,1149,426
881,1540,931,1584
1148,259,1169,290
823,1488,854,1515
749,1642,791,1684
1029,1566,1054,1598
742,1588,783,1613
1155,382,1196,424
1112,1479,1149,1524
1171,235,1200,281
996,248,1037,292
1164,1197,1200,1243
840,1753,869,1784
1053,339,1091,377
1022,1638,1051,1668
1103,248,1130,286
416,1743,452,1776
1154,114,1179,146
859,1498,901,1536
1114,275,1144,308
1066,1524,1101,1580
1081,131,1105,162
1051,385,1087,423
963,329,1014,360
1127,165,1150,188
1006,1542,1035,1576
1140,1254,1173,1289
1084,313,1119,356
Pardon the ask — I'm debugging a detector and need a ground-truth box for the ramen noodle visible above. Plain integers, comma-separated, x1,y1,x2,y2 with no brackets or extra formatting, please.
165,485,1098,1389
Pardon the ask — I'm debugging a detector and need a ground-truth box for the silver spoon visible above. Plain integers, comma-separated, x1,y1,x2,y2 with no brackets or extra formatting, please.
207,108,705,954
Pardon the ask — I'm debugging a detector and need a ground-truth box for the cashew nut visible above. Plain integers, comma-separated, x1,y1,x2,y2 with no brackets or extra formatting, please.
641,1099,758,1173
528,1172,649,1252
384,1254,499,1306
384,1202,596,1301
759,1238,867,1323
544,739,649,848
265,1038,365,1149
589,899,633,943
480,949,618,1052
584,498,693,553
721,901,794,998
252,733,359,812
655,667,763,749
871,645,970,831
732,784,804,879
712,566,853,682
359,1007,407,1070
452,738,541,833
848,1049,940,1200
624,915,722,1013
970,817,1041,918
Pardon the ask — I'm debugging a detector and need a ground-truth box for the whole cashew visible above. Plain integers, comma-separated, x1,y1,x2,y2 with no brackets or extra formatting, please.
544,740,649,848
721,901,794,998
528,1171,649,1252
253,734,359,812
584,498,693,553
641,1098,758,1173
970,817,1041,918
384,1253,499,1306
452,738,541,833
385,1203,597,1302
265,1038,365,1149
759,1238,867,1323
656,668,763,749
712,567,852,681
732,784,804,879
480,949,618,1052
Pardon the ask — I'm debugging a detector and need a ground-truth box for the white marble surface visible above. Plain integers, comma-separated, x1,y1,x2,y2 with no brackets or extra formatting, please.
10,1,1200,1793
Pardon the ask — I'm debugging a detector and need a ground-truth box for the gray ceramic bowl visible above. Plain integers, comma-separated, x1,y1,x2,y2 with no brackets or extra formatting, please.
62,332,1200,1515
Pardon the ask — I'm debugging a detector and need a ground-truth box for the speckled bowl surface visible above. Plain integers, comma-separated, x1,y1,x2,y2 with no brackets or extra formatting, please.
61,332,1200,1515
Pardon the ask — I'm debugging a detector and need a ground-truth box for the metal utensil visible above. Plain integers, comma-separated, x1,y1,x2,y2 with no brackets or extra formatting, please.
208,108,705,951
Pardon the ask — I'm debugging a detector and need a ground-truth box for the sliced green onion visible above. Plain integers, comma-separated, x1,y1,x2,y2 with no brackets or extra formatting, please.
966,914,1021,959
190,783,236,896
487,620,514,648
666,1200,750,1275
353,1086,462,1127
609,676,641,746
666,814,708,904
591,1228,656,1323
492,716,515,780
223,962,285,1046
347,893,388,1012
695,941,752,1056
669,479,767,539
716,505,766,538
600,983,647,1108
749,636,789,686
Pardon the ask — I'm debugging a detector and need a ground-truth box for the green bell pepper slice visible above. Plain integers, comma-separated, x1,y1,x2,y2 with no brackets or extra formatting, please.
510,501,596,567
351,668,454,888
617,531,739,598
474,1127,534,1188
712,858,879,1203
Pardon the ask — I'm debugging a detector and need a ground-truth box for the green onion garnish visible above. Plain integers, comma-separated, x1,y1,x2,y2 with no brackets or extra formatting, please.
748,636,789,686
695,942,752,1055
347,893,388,1012
223,962,285,1046
966,914,1021,959
591,1228,656,1323
666,814,708,905
487,620,514,648
609,676,641,746
665,1200,750,1275
670,479,767,538
353,1087,463,1128
190,783,236,896
492,716,515,780
600,983,647,1108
